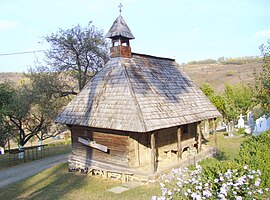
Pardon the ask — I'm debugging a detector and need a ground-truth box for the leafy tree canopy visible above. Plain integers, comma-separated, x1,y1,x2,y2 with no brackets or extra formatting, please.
200,82,254,122
0,79,68,147
0,83,15,147
255,40,270,114
44,21,109,91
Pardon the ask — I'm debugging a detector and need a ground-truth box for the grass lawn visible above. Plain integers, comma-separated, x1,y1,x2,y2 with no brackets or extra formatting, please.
0,163,160,200
207,132,248,161
0,133,248,199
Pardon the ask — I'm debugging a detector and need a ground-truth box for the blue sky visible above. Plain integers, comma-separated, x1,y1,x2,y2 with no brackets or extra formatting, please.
0,0,269,72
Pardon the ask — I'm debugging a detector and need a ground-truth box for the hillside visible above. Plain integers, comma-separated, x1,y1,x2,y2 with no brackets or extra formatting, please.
181,61,262,92
0,72,24,85
0,60,263,92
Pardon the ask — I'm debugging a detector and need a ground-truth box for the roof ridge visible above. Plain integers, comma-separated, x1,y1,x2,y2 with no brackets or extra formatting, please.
132,52,175,61
121,60,148,132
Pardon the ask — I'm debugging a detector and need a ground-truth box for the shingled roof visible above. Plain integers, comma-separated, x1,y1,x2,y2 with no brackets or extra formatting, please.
55,53,221,132
105,15,135,39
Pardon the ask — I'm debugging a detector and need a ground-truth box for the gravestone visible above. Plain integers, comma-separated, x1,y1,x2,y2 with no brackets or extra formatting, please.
255,115,268,133
267,116,270,131
261,115,267,132
237,114,245,128
247,111,254,127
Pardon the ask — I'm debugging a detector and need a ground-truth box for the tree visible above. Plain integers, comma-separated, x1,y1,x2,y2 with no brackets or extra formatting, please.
200,83,254,122
27,66,77,97
27,70,70,141
222,83,254,121
200,83,226,119
255,40,270,114
1,78,68,147
44,22,109,91
0,83,15,147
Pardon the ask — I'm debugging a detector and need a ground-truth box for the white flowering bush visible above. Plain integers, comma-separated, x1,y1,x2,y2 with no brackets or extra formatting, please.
152,164,269,200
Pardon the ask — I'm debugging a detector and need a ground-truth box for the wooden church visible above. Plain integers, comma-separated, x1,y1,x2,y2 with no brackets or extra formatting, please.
55,13,221,180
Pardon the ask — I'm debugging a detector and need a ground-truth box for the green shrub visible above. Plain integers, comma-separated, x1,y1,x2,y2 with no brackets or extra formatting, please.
235,128,245,136
200,158,241,178
226,70,234,76
235,131,270,188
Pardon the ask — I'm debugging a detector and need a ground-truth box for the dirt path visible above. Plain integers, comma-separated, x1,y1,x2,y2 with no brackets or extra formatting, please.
0,153,69,189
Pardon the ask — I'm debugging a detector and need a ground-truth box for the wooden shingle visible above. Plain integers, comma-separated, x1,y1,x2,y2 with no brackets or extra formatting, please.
55,53,221,132
105,15,135,39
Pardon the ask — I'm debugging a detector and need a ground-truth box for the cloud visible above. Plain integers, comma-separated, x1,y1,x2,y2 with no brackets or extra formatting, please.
255,29,270,38
0,20,19,31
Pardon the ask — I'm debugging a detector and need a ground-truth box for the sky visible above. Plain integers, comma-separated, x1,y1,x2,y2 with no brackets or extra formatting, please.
0,0,269,72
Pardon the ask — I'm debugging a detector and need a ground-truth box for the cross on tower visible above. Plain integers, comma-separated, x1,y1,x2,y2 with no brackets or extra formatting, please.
118,3,123,15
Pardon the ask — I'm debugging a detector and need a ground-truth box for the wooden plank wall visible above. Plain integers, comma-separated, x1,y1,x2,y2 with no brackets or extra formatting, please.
186,123,196,140
71,126,129,167
156,127,177,157
155,124,197,158
156,127,177,148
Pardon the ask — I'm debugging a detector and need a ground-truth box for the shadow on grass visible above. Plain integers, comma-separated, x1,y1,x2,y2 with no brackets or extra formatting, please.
0,162,162,200
0,163,87,200
27,164,87,200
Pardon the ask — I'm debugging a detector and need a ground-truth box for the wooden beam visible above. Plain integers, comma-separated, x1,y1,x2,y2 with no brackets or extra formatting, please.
132,133,140,166
213,118,217,149
177,126,182,161
150,132,156,173
197,122,202,152
78,137,108,153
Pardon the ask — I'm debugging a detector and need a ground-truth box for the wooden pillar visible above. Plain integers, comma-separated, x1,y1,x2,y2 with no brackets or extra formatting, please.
213,118,217,149
204,119,210,139
150,132,156,173
177,126,182,161
197,122,202,152
135,134,140,166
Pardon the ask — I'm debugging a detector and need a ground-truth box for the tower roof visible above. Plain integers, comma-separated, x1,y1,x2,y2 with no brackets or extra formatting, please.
105,15,135,39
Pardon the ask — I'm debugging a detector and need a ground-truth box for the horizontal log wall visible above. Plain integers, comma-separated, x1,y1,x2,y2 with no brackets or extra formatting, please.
71,126,129,167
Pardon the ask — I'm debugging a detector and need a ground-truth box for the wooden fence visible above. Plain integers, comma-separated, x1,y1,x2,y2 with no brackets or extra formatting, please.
5,144,49,166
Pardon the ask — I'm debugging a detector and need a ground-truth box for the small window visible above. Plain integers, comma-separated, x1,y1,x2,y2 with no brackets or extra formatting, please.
113,41,119,47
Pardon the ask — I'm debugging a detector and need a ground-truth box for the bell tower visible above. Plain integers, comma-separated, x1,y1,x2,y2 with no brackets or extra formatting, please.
105,5,135,58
